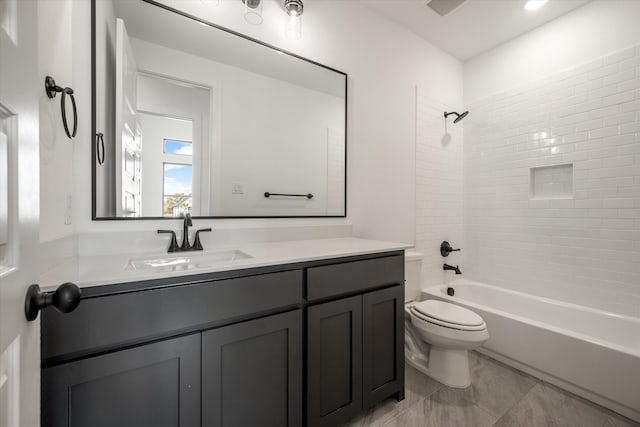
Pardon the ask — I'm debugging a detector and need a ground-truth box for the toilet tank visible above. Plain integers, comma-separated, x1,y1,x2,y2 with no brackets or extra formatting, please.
404,251,424,303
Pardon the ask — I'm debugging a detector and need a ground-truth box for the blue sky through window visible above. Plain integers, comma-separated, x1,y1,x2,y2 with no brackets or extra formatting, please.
164,139,193,155
164,164,192,196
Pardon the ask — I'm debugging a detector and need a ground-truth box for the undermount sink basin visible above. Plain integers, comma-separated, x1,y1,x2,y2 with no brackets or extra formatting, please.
127,249,253,271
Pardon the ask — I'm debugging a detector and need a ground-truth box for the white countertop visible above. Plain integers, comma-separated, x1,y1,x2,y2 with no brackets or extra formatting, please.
40,237,411,291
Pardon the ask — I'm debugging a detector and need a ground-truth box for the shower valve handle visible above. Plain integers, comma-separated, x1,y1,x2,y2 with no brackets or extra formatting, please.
440,241,461,257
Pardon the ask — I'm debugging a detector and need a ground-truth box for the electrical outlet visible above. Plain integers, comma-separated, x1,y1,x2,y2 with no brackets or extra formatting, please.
232,183,244,195
64,195,73,225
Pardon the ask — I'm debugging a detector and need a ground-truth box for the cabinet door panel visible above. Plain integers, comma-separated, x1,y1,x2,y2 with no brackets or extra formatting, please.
202,310,302,427
307,295,362,427
362,285,404,409
42,334,200,427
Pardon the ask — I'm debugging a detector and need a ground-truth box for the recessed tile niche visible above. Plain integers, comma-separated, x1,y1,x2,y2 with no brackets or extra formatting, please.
529,164,573,200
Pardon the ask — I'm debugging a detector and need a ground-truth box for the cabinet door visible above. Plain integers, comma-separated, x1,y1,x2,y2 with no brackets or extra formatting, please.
42,334,200,427
307,295,363,427
202,310,302,427
362,285,404,409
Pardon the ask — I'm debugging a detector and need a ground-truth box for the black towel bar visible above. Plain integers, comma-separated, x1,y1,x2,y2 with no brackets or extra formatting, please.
264,192,313,199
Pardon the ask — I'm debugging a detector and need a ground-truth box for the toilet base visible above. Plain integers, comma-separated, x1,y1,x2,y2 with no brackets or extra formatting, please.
406,347,471,388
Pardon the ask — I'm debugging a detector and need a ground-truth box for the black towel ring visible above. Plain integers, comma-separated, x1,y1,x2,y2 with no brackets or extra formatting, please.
45,75,78,139
96,133,105,165
61,87,77,139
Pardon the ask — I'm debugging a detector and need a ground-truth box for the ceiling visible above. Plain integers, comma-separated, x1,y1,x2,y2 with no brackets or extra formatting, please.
360,0,593,61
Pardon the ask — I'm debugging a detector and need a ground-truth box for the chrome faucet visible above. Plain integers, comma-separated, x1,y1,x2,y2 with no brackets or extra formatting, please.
157,213,212,253
443,263,462,275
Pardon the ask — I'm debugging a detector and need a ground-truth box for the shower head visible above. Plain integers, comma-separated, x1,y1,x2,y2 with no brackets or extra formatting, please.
444,111,469,124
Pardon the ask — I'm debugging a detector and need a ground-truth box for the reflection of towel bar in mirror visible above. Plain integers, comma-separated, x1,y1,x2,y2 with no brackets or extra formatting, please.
264,192,313,199
96,133,105,165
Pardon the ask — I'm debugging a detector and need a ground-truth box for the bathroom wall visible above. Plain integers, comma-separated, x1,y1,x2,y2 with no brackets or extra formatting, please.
52,0,463,247
38,0,75,243
463,1,640,316
414,88,464,288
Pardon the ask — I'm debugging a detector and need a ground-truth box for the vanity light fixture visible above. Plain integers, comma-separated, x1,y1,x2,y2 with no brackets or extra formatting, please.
284,0,304,39
524,0,548,11
243,0,263,25
228,0,303,37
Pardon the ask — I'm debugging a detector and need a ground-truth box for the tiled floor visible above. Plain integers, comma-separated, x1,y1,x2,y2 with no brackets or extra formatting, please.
344,352,639,427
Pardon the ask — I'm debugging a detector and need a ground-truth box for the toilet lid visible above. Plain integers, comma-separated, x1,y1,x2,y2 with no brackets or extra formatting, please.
413,300,484,327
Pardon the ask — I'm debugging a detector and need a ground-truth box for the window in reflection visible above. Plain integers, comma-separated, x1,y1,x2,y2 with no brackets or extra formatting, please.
163,139,193,156
163,163,193,217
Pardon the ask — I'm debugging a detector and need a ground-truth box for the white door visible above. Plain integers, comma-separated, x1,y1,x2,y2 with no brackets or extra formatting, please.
115,17,141,217
0,0,41,426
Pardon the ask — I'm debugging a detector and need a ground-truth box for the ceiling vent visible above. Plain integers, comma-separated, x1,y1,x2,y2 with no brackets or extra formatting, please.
426,0,468,16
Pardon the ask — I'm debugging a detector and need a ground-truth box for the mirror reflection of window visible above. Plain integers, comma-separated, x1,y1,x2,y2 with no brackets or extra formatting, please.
164,139,193,156
163,162,193,217
162,138,193,217
138,113,196,217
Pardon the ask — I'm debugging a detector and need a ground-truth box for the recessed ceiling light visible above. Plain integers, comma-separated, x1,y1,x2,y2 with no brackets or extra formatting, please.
524,0,548,11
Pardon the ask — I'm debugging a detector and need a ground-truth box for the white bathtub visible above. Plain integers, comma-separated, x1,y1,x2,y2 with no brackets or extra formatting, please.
421,279,640,422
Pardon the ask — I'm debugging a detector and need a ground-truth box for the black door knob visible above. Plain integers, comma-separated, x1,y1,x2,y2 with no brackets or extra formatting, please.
25,282,81,321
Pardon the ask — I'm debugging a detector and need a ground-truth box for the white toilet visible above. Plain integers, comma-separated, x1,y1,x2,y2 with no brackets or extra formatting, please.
404,252,489,388
406,300,488,388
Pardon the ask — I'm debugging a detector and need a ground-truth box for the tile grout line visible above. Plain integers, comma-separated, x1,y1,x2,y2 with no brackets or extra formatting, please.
376,380,445,427
490,381,541,427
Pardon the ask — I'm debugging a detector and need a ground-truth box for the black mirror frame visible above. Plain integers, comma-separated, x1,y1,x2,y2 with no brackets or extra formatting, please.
91,0,348,220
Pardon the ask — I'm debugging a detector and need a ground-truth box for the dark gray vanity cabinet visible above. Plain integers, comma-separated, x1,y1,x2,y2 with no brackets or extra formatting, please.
202,309,303,427
41,333,201,427
306,255,405,427
41,268,303,427
41,251,404,427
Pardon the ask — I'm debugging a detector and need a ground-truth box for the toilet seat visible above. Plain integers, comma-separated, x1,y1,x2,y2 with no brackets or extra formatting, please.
411,300,486,331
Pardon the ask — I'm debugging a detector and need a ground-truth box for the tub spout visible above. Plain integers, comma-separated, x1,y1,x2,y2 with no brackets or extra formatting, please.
443,263,462,275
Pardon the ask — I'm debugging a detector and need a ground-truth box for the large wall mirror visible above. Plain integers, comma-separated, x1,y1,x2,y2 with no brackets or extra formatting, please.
92,0,347,219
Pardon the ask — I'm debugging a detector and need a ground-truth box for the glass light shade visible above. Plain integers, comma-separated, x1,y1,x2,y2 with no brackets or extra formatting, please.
285,13,302,39
244,0,263,25
524,0,548,11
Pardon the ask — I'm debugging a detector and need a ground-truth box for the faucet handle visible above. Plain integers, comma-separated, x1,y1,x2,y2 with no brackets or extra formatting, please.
158,230,179,253
192,228,212,251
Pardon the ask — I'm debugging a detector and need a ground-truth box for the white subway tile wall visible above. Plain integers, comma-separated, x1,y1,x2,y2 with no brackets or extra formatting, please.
530,163,574,200
464,45,640,317
415,88,464,288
